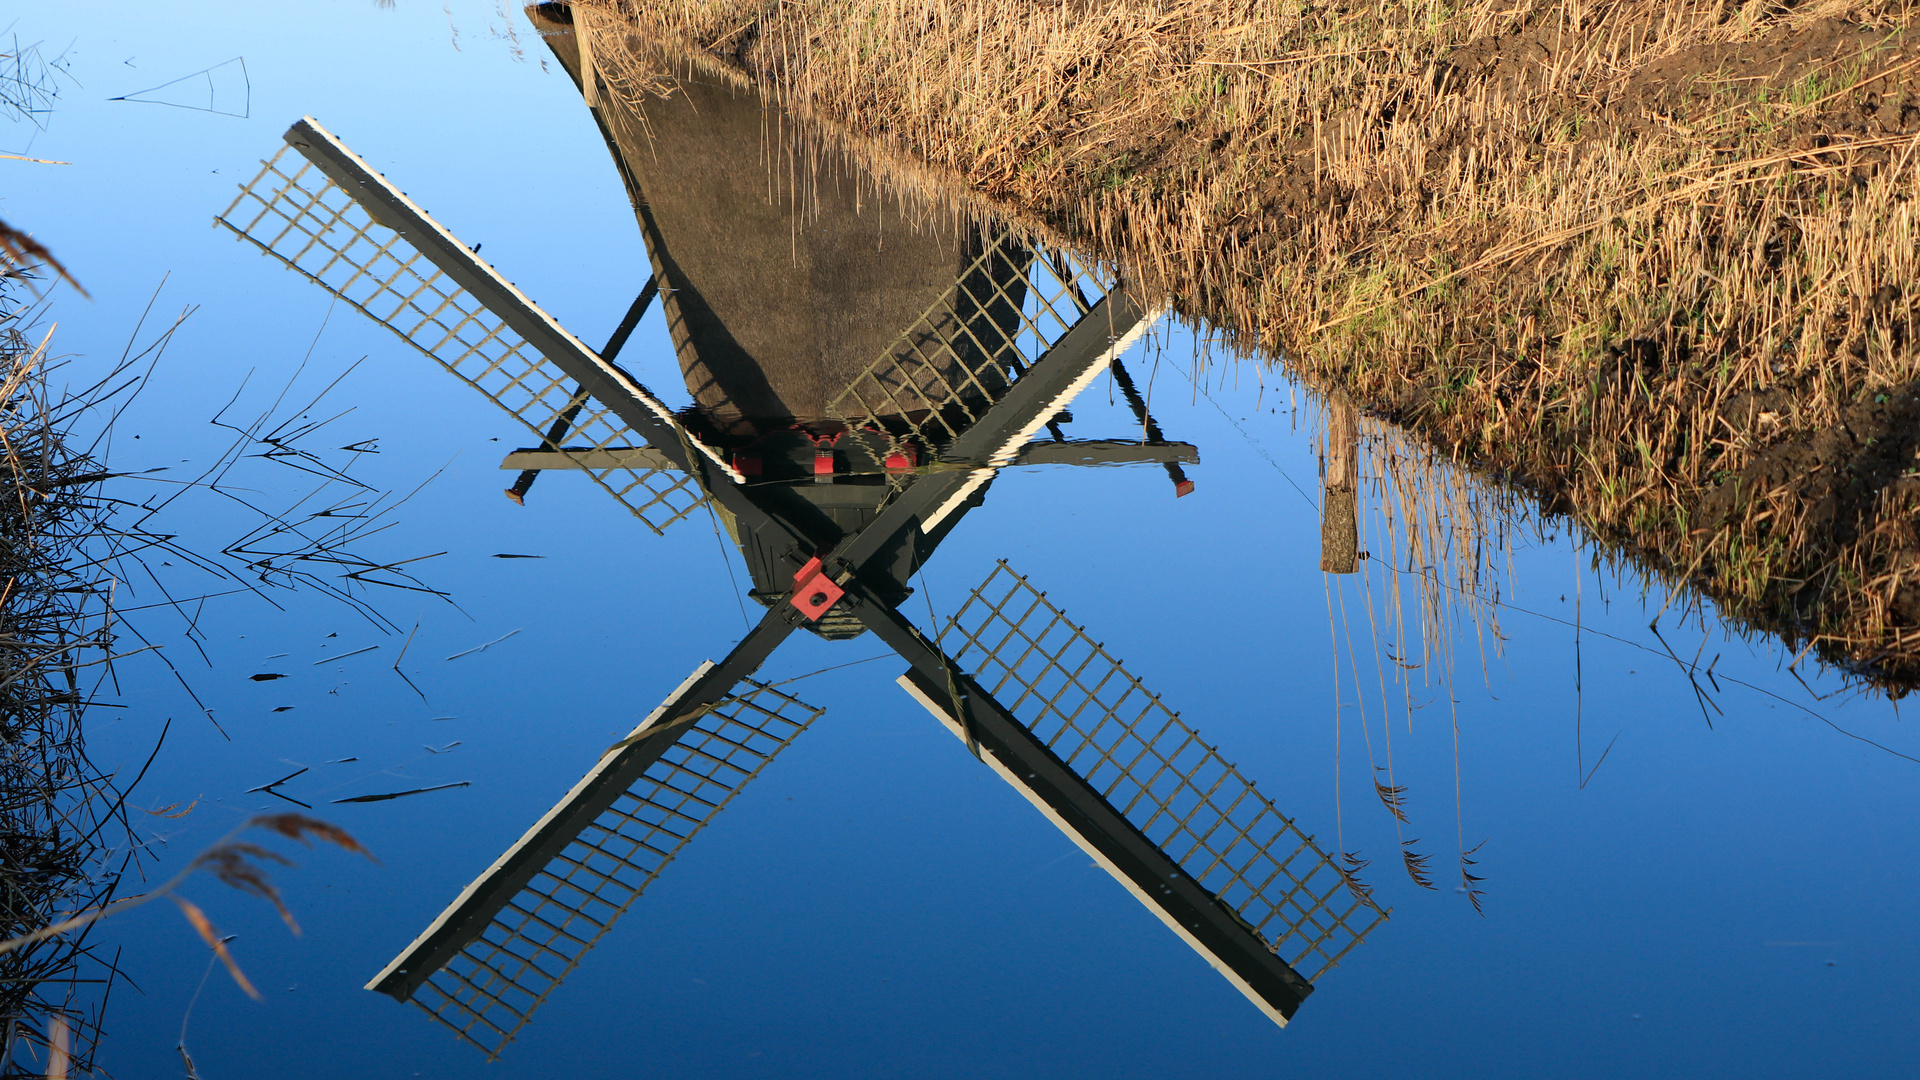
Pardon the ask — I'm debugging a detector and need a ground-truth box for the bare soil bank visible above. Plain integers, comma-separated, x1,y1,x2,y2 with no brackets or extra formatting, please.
567,0,1920,689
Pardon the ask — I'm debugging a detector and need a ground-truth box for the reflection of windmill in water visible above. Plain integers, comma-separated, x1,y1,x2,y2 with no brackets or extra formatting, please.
214,2,1385,1057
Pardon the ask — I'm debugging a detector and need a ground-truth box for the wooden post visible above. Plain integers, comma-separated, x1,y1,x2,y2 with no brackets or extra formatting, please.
1321,390,1358,574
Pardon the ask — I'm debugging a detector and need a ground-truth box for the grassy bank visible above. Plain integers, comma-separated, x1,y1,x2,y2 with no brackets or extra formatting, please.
571,0,1920,688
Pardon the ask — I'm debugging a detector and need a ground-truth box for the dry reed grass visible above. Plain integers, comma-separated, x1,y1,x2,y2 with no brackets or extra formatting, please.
0,279,417,1074
567,0,1920,688
0,310,139,1076
1319,407,1527,904
0,302,391,1070
0,814,372,1001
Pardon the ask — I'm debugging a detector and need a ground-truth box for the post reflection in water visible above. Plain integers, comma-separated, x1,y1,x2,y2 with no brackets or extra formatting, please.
212,5,1384,1061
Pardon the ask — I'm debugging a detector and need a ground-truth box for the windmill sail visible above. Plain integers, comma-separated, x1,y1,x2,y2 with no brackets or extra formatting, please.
902,560,1388,1023
214,124,704,534
832,235,1123,455
368,667,823,1057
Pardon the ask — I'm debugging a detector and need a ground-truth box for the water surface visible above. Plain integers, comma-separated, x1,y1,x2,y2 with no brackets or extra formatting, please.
10,3,1918,1077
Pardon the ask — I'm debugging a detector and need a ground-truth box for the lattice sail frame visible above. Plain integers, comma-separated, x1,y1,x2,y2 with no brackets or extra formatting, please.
939,562,1387,982
830,232,1118,453
408,679,823,1058
216,144,703,534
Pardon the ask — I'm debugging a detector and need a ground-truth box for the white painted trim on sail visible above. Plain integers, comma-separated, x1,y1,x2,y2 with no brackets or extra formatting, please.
921,302,1168,533
986,302,1166,469
367,660,719,991
294,117,742,484
921,469,994,534
896,673,1288,1028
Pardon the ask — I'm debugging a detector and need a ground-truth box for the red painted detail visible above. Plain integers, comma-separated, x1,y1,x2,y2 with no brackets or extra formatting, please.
884,448,916,472
1174,479,1196,497
732,453,762,477
814,450,836,476
790,557,844,621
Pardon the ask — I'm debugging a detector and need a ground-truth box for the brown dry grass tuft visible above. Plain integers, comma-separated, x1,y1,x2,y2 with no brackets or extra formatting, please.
0,218,82,297
568,0,1920,688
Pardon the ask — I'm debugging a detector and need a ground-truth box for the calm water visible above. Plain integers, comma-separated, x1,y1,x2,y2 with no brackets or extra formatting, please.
11,3,1919,1077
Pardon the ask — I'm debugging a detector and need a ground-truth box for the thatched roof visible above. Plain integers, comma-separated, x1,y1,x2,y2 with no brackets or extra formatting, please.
531,4,1016,440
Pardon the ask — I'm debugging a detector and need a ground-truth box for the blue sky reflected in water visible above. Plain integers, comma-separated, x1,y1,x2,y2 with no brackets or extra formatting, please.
8,2,1918,1076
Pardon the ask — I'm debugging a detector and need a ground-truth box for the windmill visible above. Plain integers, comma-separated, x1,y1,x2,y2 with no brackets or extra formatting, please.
212,4,1386,1058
